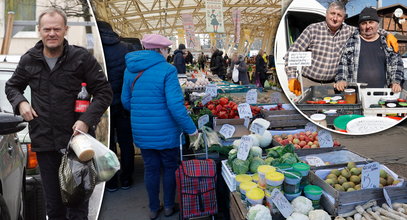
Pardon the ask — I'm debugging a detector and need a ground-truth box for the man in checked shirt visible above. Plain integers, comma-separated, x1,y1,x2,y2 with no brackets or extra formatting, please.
284,1,398,95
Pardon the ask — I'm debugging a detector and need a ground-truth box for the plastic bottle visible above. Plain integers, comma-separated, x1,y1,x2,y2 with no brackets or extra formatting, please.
75,82,90,114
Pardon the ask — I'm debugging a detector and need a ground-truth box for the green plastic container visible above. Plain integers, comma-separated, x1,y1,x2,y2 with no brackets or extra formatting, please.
283,171,302,194
333,114,364,131
274,163,293,172
293,163,310,177
304,185,323,209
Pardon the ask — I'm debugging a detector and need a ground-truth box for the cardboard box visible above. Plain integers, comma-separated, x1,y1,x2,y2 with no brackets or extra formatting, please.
214,118,250,139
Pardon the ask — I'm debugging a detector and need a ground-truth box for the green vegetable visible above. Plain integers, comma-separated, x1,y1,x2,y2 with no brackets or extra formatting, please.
281,152,298,164
264,157,274,166
249,157,266,173
209,145,233,156
232,159,250,174
282,144,295,155
266,149,279,158
227,149,238,166
249,146,263,158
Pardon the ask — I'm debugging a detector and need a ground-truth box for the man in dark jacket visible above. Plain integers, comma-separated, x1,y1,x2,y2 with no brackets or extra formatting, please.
210,49,226,80
256,49,267,87
173,43,186,73
6,8,112,220
97,21,135,192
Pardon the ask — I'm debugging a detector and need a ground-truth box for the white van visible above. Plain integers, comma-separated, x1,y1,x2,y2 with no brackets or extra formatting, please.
274,0,327,100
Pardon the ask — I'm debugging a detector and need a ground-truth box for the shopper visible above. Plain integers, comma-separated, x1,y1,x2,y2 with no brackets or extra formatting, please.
97,20,135,192
230,53,249,85
210,49,226,80
185,50,193,64
121,34,198,220
335,7,404,93
5,8,112,220
173,43,187,74
284,1,398,92
198,52,207,71
256,49,267,87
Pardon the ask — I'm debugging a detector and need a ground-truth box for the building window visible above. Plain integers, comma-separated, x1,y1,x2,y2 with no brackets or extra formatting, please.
5,0,36,31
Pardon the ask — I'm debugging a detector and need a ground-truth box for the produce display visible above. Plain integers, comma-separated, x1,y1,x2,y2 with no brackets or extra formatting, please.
183,78,210,89
272,131,341,149
335,200,407,220
324,162,401,191
204,97,262,119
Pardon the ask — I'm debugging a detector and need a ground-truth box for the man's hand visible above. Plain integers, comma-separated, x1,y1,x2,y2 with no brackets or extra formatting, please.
386,33,399,53
72,120,89,136
334,81,348,91
391,83,402,93
288,78,302,96
18,101,38,121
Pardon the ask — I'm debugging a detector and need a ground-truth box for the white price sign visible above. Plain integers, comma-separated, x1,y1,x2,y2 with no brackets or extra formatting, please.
202,94,212,105
271,92,282,104
305,156,325,167
305,122,318,133
237,103,253,118
205,84,218,97
237,136,253,160
270,188,294,218
383,188,392,207
288,51,312,67
250,123,266,136
318,129,333,148
219,124,235,139
362,162,380,189
246,89,258,104
198,115,209,129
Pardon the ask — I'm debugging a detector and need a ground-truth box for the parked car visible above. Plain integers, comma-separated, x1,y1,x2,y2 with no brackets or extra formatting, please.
0,55,46,220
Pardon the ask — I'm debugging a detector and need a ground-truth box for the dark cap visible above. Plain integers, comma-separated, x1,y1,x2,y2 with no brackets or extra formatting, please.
178,44,186,50
358,7,379,24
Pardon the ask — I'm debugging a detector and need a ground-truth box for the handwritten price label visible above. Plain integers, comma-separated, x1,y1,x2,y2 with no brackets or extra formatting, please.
305,156,325,167
318,129,333,148
198,115,209,129
205,84,218,97
219,124,235,139
246,89,258,104
362,162,380,189
250,122,266,136
270,188,294,218
288,51,312,67
237,103,253,118
271,92,283,104
202,94,212,105
237,136,253,160
305,122,318,133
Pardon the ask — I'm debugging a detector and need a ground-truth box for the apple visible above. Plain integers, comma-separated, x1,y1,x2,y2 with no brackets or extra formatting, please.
305,131,311,136
299,140,307,147
311,144,318,148
276,137,283,142
302,145,311,149
299,135,305,141
294,144,301,149
307,141,313,146
333,140,341,147
313,141,319,146
287,136,293,142
312,131,318,136
293,138,300,144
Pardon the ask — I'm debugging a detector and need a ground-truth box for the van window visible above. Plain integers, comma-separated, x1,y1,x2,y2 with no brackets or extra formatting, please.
285,12,325,49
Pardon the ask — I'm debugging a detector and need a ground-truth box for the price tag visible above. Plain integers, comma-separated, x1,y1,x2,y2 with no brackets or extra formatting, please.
205,84,218,97
288,51,312,67
202,94,212,105
305,156,325,167
238,103,253,118
219,124,235,139
383,188,392,207
198,115,209,129
270,188,294,218
250,122,266,136
305,122,317,133
362,162,380,189
246,89,258,104
237,136,253,160
318,129,333,148
243,117,250,128
271,92,282,104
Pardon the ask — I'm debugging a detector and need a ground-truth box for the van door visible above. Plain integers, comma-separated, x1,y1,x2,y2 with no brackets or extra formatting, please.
274,0,326,100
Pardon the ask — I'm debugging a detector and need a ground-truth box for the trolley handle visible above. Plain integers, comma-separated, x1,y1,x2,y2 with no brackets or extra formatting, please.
179,130,209,161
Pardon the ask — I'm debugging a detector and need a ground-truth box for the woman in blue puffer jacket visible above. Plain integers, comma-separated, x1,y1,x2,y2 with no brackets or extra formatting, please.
122,34,197,220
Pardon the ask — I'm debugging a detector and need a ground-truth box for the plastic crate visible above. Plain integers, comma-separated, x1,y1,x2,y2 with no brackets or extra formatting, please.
360,88,407,116
221,160,237,192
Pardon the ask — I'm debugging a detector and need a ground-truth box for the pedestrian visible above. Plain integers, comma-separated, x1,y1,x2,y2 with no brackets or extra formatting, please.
210,49,226,80
185,50,193,64
173,43,187,74
121,34,198,220
198,52,207,71
256,49,267,87
335,7,404,93
284,1,398,93
5,8,112,220
230,53,250,85
97,20,135,192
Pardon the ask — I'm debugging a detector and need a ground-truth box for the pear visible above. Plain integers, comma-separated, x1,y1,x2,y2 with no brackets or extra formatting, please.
347,182,355,188
386,176,394,186
331,178,339,184
350,167,361,175
341,169,351,179
379,184,384,188
330,169,341,177
338,176,347,185
355,184,361,190
380,177,387,186
334,184,345,192
350,175,361,184
347,162,356,170
347,188,355,192
393,180,401,185
342,182,352,190
325,179,335,186
380,170,388,179
326,174,337,180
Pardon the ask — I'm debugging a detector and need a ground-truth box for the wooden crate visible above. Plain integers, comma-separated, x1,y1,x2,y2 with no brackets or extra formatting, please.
261,109,308,130
229,192,247,220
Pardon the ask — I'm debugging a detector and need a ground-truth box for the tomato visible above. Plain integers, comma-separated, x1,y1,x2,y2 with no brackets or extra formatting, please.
398,98,406,102
211,110,217,115
306,101,316,104
232,105,238,110
219,97,229,106
216,105,223,112
218,111,228,119
207,104,215,110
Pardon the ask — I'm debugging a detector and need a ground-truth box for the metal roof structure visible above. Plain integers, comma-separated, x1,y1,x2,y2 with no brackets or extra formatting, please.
90,0,283,52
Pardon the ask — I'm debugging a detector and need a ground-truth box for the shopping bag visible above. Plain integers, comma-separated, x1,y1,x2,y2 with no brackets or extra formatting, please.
59,149,97,207
232,65,239,83
73,130,120,183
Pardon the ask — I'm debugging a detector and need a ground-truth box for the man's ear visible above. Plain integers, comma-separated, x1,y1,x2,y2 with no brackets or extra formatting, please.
64,26,69,36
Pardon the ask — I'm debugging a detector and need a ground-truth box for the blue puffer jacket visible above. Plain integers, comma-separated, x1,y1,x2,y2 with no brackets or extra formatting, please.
122,50,197,150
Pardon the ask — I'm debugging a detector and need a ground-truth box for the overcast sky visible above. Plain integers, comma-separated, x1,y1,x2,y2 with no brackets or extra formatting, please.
317,0,405,17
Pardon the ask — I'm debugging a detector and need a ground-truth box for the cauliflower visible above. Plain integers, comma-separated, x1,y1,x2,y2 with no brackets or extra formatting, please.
287,212,309,220
308,209,330,220
247,204,272,220
291,196,313,215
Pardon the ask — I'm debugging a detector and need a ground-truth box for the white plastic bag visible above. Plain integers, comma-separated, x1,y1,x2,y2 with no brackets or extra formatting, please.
232,65,239,83
72,130,120,183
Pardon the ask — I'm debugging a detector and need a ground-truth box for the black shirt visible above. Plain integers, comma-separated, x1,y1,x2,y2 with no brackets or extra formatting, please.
357,37,386,88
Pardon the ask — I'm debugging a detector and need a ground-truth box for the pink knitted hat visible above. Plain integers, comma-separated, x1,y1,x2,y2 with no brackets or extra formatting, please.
141,34,173,49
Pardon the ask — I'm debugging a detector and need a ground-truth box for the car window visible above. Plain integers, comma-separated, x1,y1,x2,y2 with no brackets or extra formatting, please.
0,68,31,113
